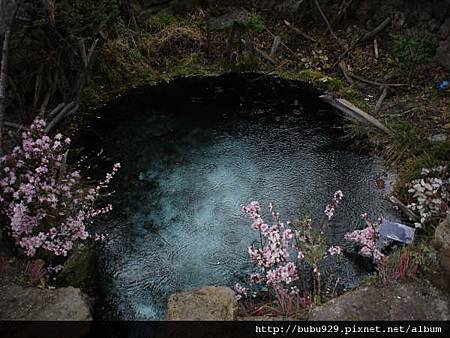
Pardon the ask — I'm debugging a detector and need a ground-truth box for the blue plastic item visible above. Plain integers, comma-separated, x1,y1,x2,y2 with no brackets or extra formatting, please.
377,219,415,249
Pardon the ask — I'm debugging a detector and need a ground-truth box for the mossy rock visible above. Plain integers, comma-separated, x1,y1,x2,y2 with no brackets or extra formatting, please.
56,243,97,290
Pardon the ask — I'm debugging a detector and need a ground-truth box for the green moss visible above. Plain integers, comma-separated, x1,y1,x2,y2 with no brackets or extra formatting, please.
171,53,217,77
241,14,266,33
56,243,97,289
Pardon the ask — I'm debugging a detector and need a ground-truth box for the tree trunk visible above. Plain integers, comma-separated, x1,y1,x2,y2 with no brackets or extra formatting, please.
0,27,11,156
0,0,22,155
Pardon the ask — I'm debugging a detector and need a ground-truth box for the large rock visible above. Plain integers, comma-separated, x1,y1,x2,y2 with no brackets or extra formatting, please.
309,281,450,320
166,286,237,320
431,218,450,291
0,285,92,320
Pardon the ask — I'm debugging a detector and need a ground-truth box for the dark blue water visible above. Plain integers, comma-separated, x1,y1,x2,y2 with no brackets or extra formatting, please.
83,74,397,320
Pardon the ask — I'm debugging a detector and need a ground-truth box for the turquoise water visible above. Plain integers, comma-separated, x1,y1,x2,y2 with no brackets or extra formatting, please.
84,74,397,319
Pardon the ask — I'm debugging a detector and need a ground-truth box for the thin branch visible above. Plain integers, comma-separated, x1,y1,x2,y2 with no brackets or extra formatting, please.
347,71,406,87
332,17,391,68
389,196,420,221
255,46,277,64
45,102,78,134
313,0,341,45
283,20,316,42
269,35,281,59
374,86,388,114
373,38,379,59
360,17,391,43
320,94,393,135
4,121,28,130
338,61,355,85
47,102,65,119
264,26,300,60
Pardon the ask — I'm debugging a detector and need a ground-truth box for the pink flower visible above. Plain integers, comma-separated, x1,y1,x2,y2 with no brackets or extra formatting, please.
327,245,342,256
0,118,120,259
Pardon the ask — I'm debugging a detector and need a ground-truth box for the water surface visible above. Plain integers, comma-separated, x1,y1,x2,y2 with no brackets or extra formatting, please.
83,74,396,320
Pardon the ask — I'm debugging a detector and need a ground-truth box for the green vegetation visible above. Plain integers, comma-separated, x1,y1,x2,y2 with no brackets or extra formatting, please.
393,32,438,72
56,244,97,289
387,120,450,200
241,14,266,33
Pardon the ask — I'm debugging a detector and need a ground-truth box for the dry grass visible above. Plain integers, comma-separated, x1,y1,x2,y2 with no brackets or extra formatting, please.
140,24,203,67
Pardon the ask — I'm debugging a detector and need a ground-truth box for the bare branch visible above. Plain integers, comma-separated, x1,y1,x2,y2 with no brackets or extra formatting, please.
374,86,389,114
313,0,342,45
47,102,66,119
320,94,393,135
332,17,391,68
269,35,281,59
4,121,28,131
283,20,316,43
45,102,78,134
360,17,391,43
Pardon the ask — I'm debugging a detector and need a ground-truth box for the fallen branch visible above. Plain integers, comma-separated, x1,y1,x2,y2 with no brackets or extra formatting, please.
389,196,420,222
374,86,388,113
373,38,379,59
283,20,316,42
45,101,79,134
320,94,393,135
313,0,341,45
269,35,281,59
332,17,391,68
4,121,28,130
360,17,391,43
338,61,355,85
347,72,406,88
264,26,300,60
47,102,66,119
255,46,277,64
241,38,277,65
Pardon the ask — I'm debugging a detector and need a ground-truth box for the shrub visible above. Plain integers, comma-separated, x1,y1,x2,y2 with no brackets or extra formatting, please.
235,191,344,315
393,32,438,72
344,213,384,263
0,119,119,260
241,14,265,33
21,260,47,287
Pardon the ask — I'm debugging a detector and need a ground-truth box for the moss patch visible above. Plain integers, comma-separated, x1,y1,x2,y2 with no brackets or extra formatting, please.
56,243,97,290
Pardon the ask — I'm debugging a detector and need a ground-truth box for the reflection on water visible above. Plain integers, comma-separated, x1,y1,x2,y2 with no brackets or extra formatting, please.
83,74,397,320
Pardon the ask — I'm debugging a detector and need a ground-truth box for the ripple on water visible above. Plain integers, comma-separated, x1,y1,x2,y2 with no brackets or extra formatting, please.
87,75,397,320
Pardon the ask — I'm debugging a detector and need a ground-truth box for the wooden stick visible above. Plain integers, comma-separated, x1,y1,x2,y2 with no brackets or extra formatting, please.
255,46,277,64
374,38,379,59
389,196,420,221
283,20,317,42
347,70,406,87
332,17,391,68
320,94,393,135
374,86,388,113
313,0,341,45
4,121,28,130
45,102,78,134
47,102,65,119
269,35,281,59
264,26,300,60
360,17,391,42
338,61,355,85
